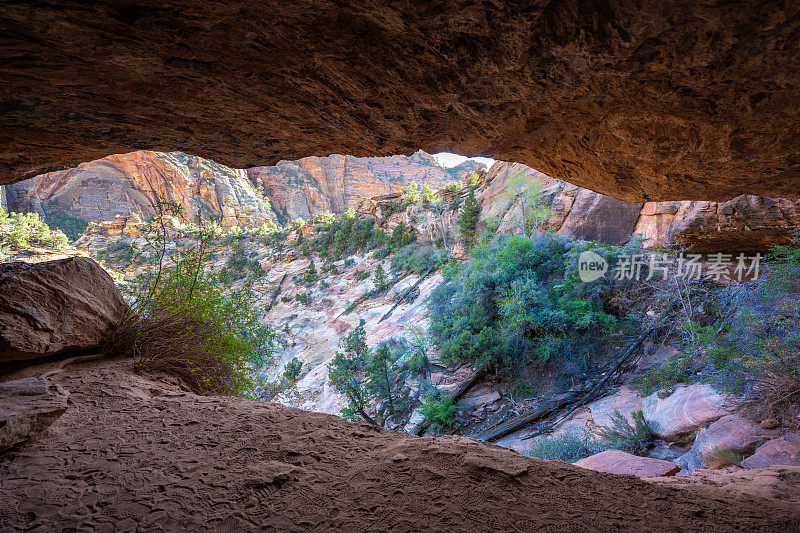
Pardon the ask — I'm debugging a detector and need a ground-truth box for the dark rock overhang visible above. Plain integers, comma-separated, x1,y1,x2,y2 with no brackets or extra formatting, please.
1,0,798,201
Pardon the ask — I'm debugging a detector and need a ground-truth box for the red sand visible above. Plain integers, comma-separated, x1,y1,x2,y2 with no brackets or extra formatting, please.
1,360,798,531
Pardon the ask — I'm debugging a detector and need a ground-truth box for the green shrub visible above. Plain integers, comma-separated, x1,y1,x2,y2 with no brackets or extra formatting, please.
634,354,692,396
309,210,376,260
464,171,481,187
44,211,89,241
354,269,370,281
428,234,623,372
283,357,303,382
96,240,134,263
106,201,276,397
0,210,69,250
692,232,800,415
401,182,435,205
373,263,388,293
528,431,608,463
295,291,311,305
596,410,654,456
305,260,319,283
391,243,445,274
419,392,458,431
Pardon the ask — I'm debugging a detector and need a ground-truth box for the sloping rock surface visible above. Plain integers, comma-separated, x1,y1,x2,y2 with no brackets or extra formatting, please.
742,434,800,470
676,415,764,472
1,1,798,201
0,360,797,531
0,377,69,451
575,449,681,478
0,257,127,362
643,384,729,440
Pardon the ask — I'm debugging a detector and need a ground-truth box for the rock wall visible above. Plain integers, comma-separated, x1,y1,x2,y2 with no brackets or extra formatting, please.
5,151,276,228
480,162,799,252
6,150,483,226
248,150,481,222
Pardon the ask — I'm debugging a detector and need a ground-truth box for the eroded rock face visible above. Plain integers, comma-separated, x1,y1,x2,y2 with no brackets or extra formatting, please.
247,150,480,222
480,162,800,251
0,377,69,451
5,151,276,228
2,2,798,201
0,257,128,362
676,415,765,472
742,434,800,469
6,150,481,226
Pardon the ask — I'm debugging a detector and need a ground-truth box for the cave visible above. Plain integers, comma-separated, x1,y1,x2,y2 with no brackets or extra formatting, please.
1,0,798,201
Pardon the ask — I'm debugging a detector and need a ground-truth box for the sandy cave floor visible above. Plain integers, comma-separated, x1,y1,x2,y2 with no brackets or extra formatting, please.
1,359,799,532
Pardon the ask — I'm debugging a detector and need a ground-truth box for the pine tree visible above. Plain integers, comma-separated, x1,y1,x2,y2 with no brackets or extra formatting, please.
367,344,397,415
373,262,388,292
457,189,480,246
327,326,377,425
305,259,318,283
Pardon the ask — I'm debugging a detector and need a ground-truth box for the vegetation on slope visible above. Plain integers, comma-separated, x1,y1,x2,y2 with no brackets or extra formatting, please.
106,201,276,397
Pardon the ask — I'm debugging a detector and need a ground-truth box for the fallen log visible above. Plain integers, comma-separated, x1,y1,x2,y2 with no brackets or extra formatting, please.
378,267,434,323
472,393,581,442
449,367,488,402
475,303,678,443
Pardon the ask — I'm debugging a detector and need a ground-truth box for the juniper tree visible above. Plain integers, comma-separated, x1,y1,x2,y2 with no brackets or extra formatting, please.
367,343,398,416
457,188,480,246
327,326,377,425
373,262,388,292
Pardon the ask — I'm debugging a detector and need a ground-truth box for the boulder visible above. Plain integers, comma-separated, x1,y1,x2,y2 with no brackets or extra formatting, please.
642,384,729,440
574,450,680,478
742,434,800,469
0,257,128,362
0,377,69,451
403,410,426,434
676,415,764,472
587,386,644,428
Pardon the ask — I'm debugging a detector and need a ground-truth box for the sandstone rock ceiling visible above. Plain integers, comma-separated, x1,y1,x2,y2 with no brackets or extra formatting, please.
1,0,798,201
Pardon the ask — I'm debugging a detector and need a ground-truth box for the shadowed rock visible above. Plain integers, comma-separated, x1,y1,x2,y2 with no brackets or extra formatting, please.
0,257,128,362
1,1,798,201
0,377,69,451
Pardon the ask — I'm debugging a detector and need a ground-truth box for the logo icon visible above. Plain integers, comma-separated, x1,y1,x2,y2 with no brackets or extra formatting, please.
577,251,608,282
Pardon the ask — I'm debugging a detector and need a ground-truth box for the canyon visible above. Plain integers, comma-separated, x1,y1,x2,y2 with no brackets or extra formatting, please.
2,1,800,530
5,150,481,226
7,151,797,252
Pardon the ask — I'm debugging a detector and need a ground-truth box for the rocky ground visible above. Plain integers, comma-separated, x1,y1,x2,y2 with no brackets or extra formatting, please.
2,358,799,532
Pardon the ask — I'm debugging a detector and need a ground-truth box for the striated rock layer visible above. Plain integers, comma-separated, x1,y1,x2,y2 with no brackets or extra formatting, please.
0,257,128,362
5,150,481,225
481,162,800,251
248,150,480,222
1,1,798,201
5,151,276,228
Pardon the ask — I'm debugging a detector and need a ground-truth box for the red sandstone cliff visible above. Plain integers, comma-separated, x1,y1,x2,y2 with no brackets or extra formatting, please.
5,150,483,226
5,151,276,228
479,162,800,252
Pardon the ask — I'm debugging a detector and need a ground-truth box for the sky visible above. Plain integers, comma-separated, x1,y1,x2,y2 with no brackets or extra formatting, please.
433,152,496,169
